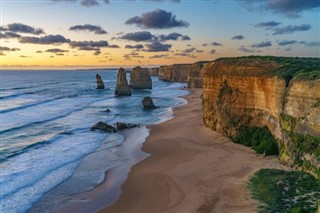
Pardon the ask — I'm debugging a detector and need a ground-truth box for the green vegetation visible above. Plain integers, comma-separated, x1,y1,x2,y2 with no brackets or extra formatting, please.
280,113,297,132
286,131,320,178
249,169,320,213
233,126,278,156
215,56,320,85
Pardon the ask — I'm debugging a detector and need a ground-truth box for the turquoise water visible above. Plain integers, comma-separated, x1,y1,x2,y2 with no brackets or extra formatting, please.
0,70,188,213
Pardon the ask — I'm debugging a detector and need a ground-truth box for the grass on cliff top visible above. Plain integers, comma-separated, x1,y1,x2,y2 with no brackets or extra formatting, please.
215,56,320,83
249,169,320,213
233,126,278,156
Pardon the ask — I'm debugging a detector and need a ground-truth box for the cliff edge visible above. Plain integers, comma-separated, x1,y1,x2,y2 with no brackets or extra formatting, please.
202,56,320,178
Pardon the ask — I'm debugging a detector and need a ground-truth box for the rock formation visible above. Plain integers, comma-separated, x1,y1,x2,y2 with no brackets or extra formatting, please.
187,61,209,88
130,66,152,89
96,74,105,89
158,64,193,82
115,68,131,96
142,96,157,109
201,56,320,178
90,121,117,133
116,122,139,130
149,68,159,76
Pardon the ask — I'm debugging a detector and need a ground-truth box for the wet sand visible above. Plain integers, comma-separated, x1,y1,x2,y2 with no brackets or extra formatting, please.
99,89,287,213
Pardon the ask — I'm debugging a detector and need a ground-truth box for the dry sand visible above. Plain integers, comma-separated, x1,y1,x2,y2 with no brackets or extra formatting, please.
99,89,287,213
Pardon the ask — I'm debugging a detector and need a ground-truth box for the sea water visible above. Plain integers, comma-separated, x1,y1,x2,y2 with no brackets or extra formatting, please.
0,70,188,213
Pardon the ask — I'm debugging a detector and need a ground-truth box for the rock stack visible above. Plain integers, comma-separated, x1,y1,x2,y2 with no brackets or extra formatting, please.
115,68,131,96
142,96,157,109
96,74,105,89
130,66,152,89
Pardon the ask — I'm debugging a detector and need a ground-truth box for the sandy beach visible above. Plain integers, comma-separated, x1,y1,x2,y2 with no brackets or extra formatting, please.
100,89,287,213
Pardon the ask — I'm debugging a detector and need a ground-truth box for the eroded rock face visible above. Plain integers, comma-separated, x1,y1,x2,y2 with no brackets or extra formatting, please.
115,68,131,96
96,74,105,89
130,66,152,89
202,58,320,178
158,64,193,82
187,61,209,88
149,68,159,76
142,96,157,109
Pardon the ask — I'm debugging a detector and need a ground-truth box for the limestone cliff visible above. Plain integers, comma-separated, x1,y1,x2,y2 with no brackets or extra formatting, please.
115,68,131,96
158,64,192,82
187,61,209,88
148,68,159,76
96,74,105,89
130,66,152,89
202,57,320,177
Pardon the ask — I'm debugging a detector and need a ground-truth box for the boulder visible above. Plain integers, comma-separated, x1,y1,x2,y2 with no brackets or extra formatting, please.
96,74,105,89
116,122,139,130
142,96,157,109
130,66,152,89
115,68,131,96
90,121,117,133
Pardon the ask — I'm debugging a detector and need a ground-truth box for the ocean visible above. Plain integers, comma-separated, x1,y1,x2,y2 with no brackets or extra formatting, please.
0,70,189,213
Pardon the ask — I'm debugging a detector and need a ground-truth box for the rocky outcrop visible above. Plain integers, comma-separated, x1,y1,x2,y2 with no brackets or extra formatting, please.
91,121,117,133
158,64,192,82
149,68,159,76
142,96,157,109
96,74,105,89
130,66,152,89
116,122,139,130
115,68,131,96
202,57,320,178
187,61,209,88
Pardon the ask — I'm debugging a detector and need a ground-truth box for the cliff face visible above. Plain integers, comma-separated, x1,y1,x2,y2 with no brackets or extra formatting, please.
158,64,192,82
157,62,208,88
187,61,208,88
202,58,320,177
148,68,159,76
130,66,152,89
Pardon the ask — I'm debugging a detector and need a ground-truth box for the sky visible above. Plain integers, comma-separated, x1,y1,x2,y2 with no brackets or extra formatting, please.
0,0,319,69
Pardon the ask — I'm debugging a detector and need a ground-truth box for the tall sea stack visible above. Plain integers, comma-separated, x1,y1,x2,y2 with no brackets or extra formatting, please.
130,66,152,89
115,68,131,96
96,74,105,89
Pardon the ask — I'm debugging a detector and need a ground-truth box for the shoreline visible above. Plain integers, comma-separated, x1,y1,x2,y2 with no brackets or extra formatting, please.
98,89,287,213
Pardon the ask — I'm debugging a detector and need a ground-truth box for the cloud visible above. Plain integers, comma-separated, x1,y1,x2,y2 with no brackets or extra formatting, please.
278,40,297,46
19,34,71,44
0,46,20,52
158,32,190,41
303,41,320,47
144,41,172,52
94,50,101,55
125,9,189,29
284,47,292,51
242,0,320,18
211,42,223,46
70,40,108,48
5,23,44,35
210,49,217,54
52,0,110,7
108,44,120,48
174,53,197,58
123,51,144,60
272,24,311,35
78,47,100,51
125,44,144,49
238,47,255,53
183,47,195,53
254,21,281,28
120,31,153,42
149,54,168,59
202,43,208,46
69,24,107,34
231,35,245,40
36,50,42,53
251,41,272,48
0,32,21,39
20,55,31,58
45,48,69,53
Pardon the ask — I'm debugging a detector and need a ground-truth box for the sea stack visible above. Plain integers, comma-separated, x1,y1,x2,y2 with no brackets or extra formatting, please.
130,66,152,89
96,74,105,89
115,68,131,96
142,96,157,109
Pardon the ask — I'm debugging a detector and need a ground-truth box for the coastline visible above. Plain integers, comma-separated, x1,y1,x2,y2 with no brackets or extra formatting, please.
98,89,287,213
